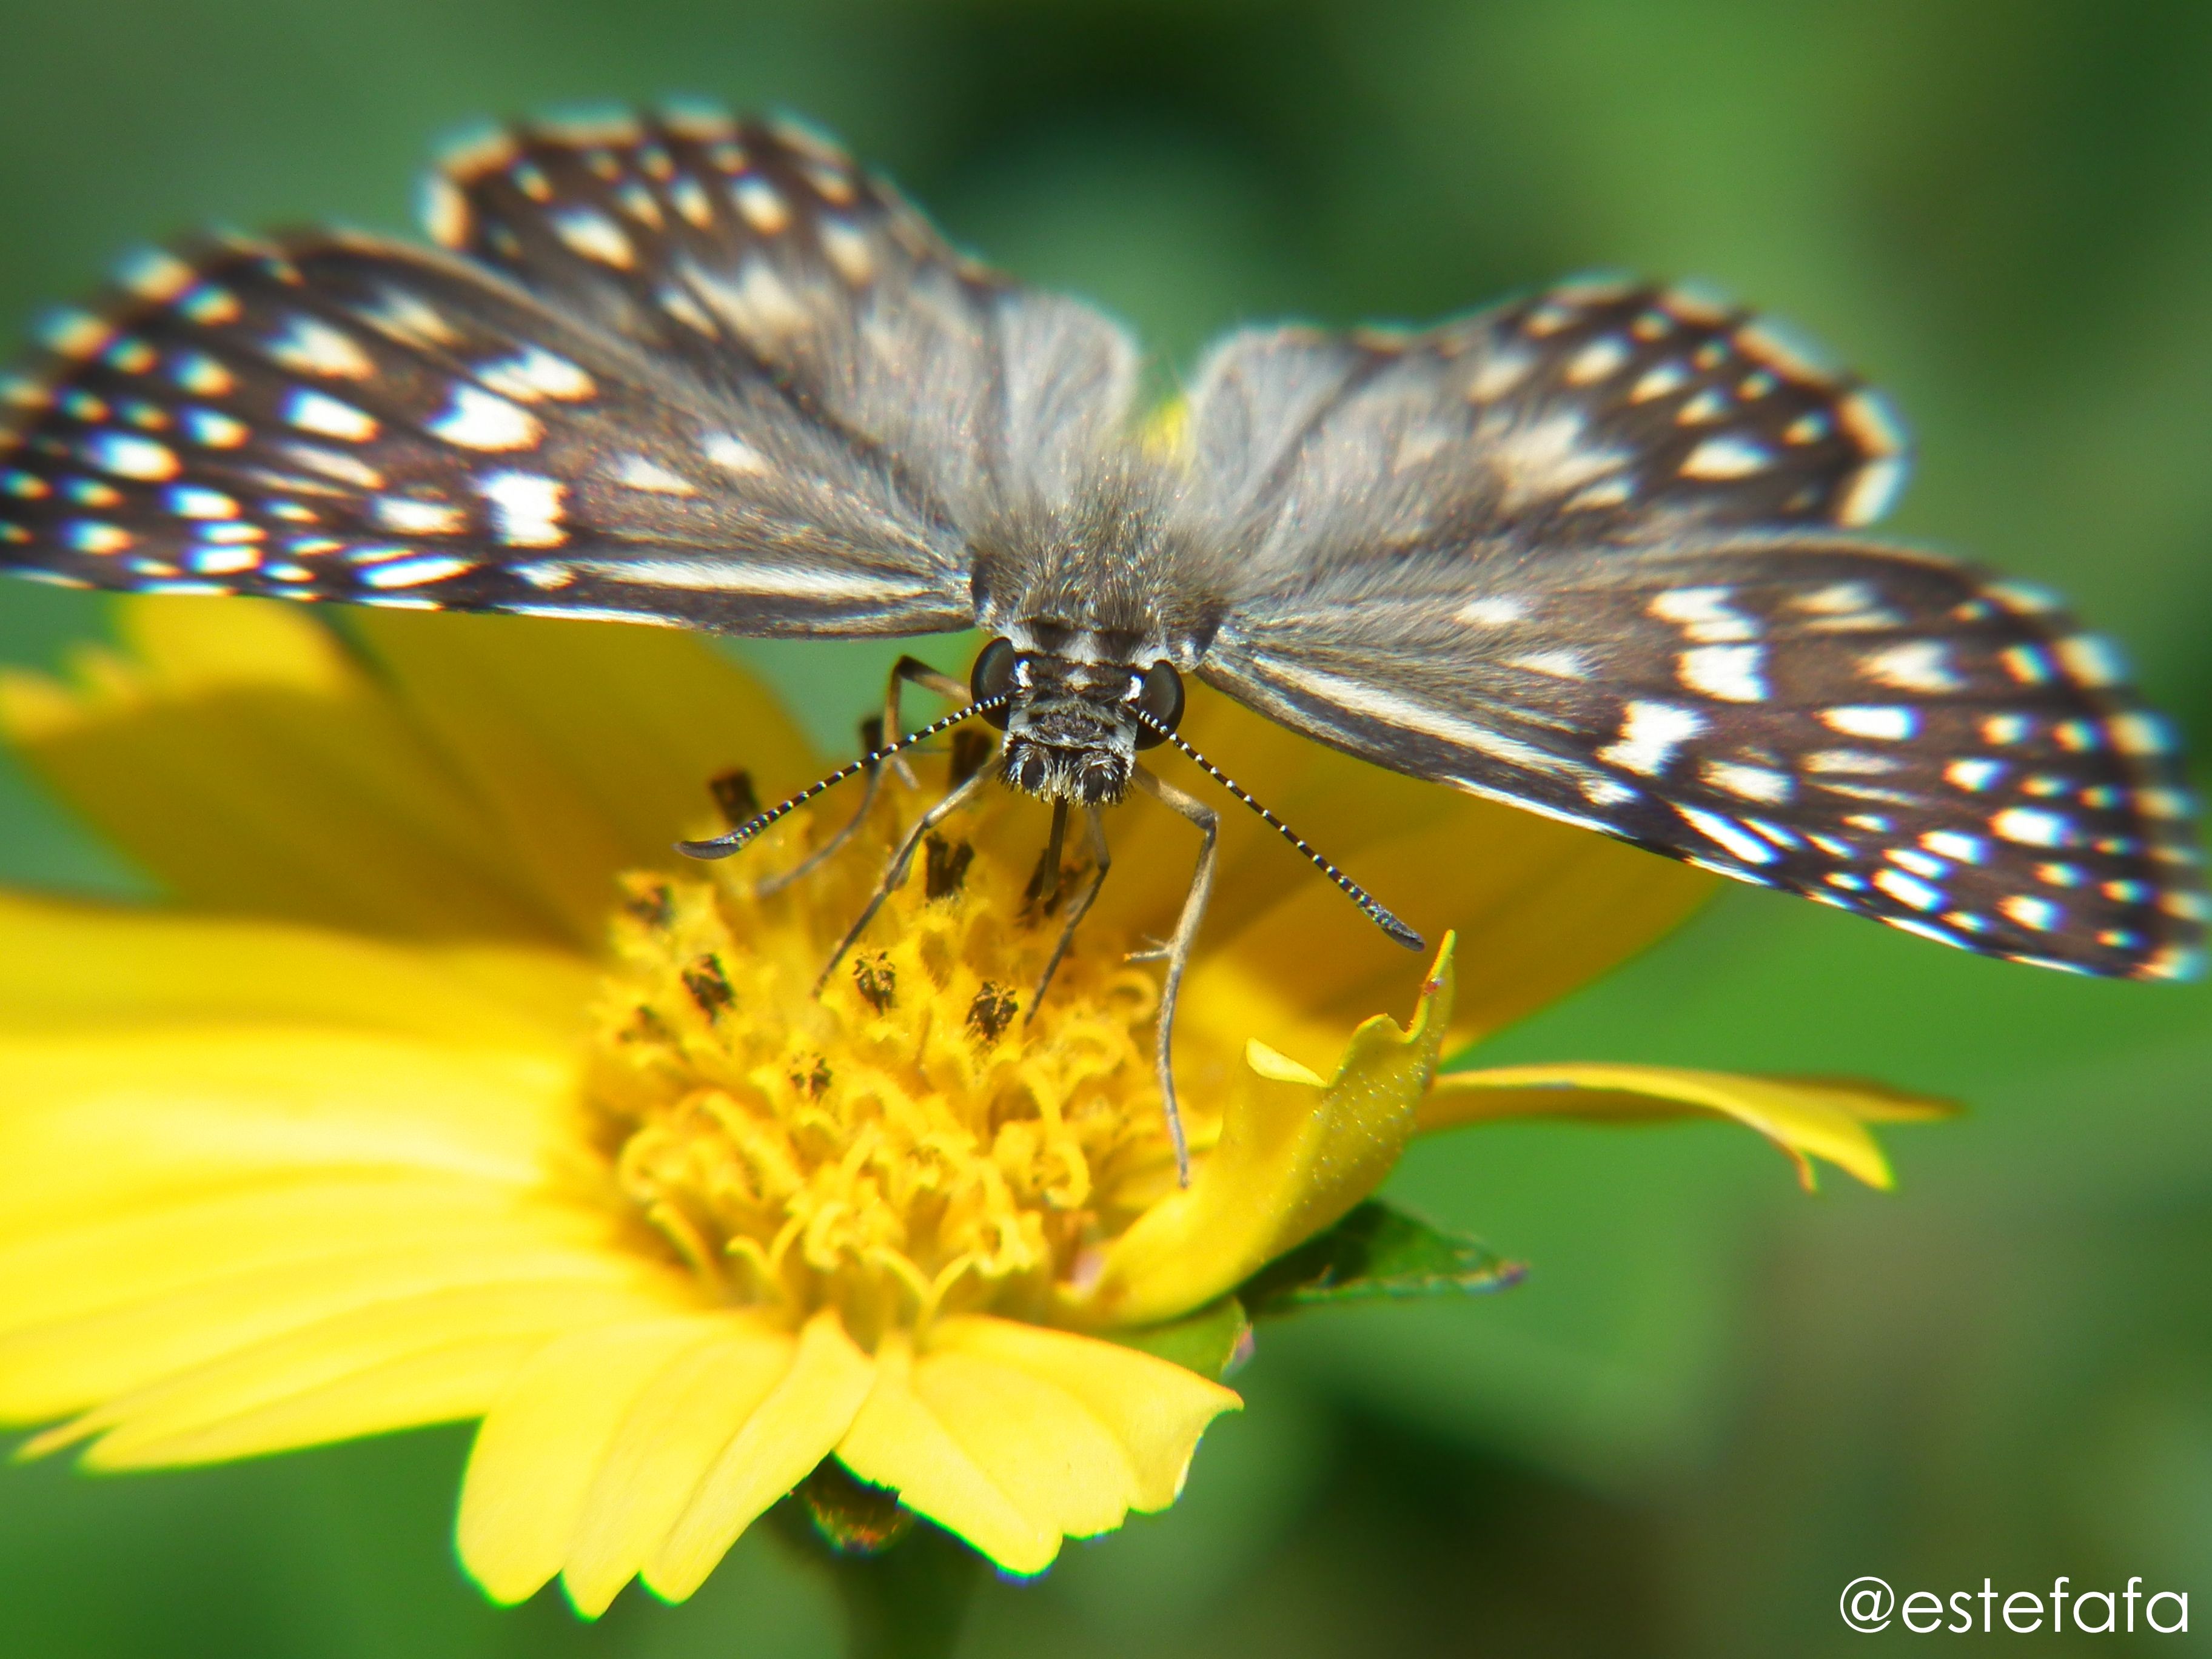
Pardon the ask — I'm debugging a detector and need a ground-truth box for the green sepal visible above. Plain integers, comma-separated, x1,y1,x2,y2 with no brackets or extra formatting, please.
1238,1198,1525,1316
1104,1293,1253,1379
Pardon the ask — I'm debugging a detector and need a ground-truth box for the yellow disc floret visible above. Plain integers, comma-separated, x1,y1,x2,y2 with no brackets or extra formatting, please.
585,780,1185,1346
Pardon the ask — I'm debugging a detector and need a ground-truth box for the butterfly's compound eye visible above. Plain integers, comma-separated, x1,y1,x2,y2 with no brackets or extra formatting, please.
971,637,1017,729
1133,659,1184,748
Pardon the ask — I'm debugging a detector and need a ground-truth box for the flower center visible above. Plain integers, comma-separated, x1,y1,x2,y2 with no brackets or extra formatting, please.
583,773,1184,1344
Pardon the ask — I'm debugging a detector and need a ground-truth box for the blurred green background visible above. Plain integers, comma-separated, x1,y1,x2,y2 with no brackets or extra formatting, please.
4,1,2211,1653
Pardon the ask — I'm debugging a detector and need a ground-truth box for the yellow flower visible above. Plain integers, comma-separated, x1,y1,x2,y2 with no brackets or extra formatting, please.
0,597,1944,1609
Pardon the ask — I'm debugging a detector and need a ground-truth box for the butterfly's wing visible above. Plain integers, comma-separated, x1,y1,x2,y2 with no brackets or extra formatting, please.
0,233,974,633
0,107,1138,634
1180,281,2206,979
427,106,1138,533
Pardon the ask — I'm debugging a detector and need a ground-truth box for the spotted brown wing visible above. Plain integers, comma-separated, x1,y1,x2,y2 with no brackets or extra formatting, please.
0,102,1145,634
427,104,1139,533
0,231,976,634
1179,285,2205,980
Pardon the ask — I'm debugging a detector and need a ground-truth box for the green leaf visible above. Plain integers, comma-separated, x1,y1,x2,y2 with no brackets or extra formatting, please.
1238,1199,1526,1317
1105,1295,1253,1379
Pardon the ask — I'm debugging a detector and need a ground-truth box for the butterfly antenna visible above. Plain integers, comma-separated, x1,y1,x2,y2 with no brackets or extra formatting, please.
1131,710,1425,950
677,694,1010,859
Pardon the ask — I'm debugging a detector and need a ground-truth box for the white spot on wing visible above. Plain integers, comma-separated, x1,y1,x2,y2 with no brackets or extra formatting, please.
1564,335,1630,384
1649,586,1757,642
1455,595,1527,626
284,389,378,442
1874,868,1943,911
819,218,876,285
477,471,566,547
268,316,375,380
658,286,719,335
284,443,384,490
84,432,179,481
1567,477,1636,511
551,207,636,268
1992,806,2069,846
428,385,543,452
189,544,260,575
671,177,716,229
375,497,465,535
1821,705,1917,740
2106,712,2172,756
183,409,248,448
1860,639,1962,692
1676,805,1780,865
167,484,238,518
1466,347,1536,401
1920,831,1985,863
1483,411,1624,507
613,455,698,495
1806,749,1898,775
692,258,814,341
701,432,770,474
358,286,463,347
1629,361,1690,403
475,346,597,403
361,554,475,589
1680,435,1771,478
118,249,196,303
1675,387,1730,424
420,176,470,247
1506,649,1593,680
2000,893,2061,931
1678,643,1768,702
1838,455,1908,525
64,521,131,554
1887,848,1948,880
734,176,791,233
1945,758,2004,791
1703,759,1792,802
1597,700,1705,776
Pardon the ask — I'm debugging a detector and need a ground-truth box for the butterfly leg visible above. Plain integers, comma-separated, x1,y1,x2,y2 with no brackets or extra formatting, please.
814,766,993,996
1133,766,1219,1187
876,655,969,791
759,655,968,898
1026,806,1112,1021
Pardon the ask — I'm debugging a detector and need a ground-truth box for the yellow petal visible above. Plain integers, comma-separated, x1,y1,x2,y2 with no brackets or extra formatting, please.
0,891,590,1050
1421,1064,1958,1190
928,1316,1239,1510
0,1028,574,1241
0,1177,616,1344
559,1316,800,1617
34,1276,677,1468
833,1331,1051,1573
0,1222,671,1424
837,1330,1121,1577
1076,937,1455,1329
645,1308,875,1602
350,609,819,944
0,597,565,940
458,1316,727,1606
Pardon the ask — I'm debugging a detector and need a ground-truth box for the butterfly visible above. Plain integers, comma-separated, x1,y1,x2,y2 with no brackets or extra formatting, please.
1,102,2202,1177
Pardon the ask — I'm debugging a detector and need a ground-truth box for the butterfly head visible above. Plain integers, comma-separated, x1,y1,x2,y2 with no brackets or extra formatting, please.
970,635,1185,806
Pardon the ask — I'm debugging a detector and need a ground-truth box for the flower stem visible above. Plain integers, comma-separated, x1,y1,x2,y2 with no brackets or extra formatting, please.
819,1518,984,1659
774,1462,985,1659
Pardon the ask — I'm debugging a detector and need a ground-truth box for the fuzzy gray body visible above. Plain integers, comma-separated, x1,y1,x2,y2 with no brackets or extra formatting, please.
970,466,1210,805
0,106,2199,980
